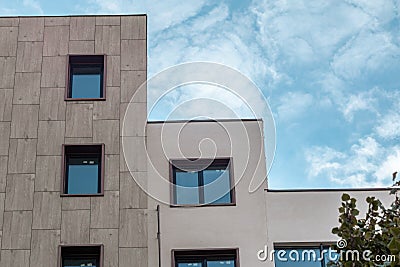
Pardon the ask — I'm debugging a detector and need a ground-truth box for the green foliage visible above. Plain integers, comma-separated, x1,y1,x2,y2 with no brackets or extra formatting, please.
331,175,400,267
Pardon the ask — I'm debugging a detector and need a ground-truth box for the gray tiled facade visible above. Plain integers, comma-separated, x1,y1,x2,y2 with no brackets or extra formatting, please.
0,15,147,266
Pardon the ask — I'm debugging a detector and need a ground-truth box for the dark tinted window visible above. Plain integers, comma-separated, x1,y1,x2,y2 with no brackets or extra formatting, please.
175,250,237,267
68,55,104,99
61,246,101,267
175,171,200,204
274,246,339,267
63,258,99,267
63,145,103,195
172,159,233,205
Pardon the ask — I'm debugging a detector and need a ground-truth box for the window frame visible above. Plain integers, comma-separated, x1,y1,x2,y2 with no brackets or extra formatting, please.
273,243,338,267
172,248,240,267
169,158,236,207
58,244,103,267
61,144,105,197
65,54,107,101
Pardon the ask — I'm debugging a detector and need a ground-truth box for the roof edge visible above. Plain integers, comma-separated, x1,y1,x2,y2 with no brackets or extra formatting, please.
265,187,392,193
147,118,263,124
0,14,147,18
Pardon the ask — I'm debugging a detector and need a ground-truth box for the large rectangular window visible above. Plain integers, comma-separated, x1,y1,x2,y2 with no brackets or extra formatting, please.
66,55,105,100
171,159,235,206
62,144,104,196
274,245,339,267
59,245,102,267
173,249,238,267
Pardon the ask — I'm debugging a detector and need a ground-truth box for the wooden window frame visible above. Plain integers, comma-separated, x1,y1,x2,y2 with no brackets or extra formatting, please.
61,144,105,197
172,248,240,267
65,54,106,101
58,244,104,267
169,158,236,207
273,243,337,267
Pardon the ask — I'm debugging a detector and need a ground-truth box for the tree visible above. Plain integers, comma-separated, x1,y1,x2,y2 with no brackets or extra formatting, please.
331,174,400,266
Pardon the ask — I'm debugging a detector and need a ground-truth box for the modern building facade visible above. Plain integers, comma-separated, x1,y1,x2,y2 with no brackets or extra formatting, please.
0,15,148,266
0,14,396,267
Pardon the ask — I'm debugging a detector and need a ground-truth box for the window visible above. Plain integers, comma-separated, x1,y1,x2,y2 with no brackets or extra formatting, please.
59,245,103,267
171,159,235,206
66,55,105,100
173,249,238,267
62,144,104,196
274,245,339,267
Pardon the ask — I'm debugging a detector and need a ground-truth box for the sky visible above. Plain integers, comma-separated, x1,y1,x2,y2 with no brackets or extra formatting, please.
2,0,400,189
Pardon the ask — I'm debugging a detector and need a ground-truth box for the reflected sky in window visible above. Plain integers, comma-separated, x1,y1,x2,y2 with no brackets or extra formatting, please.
63,258,98,267
71,72,101,98
177,263,203,267
67,156,99,194
203,169,231,204
275,248,321,267
175,171,199,204
208,260,235,266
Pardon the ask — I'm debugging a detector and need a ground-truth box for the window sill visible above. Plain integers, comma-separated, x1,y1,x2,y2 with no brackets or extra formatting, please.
170,202,236,208
60,193,104,197
65,97,106,101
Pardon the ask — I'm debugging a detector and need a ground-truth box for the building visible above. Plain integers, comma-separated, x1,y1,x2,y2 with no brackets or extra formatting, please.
0,14,395,267
0,15,148,266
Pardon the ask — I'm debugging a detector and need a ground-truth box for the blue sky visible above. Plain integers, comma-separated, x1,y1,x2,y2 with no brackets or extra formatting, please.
2,0,400,189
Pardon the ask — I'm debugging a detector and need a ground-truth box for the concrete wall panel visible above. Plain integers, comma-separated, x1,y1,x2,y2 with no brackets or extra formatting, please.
0,122,10,155
10,105,39,138
2,211,32,249
37,120,65,155
16,41,43,72
0,89,13,121
32,192,61,229
41,56,66,88
8,139,37,174
30,230,60,267
95,26,120,55
0,57,16,88
0,250,30,267
65,103,93,138
70,17,95,41
0,27,18,56
68,40,95,54
121,40,146,71
5,174,34,211
119,209,147,247
39,88,66,121
35,156,61,192
90,229,119,267
121,16,146,40
43,26,69,56
0,157,7,192
61,209,90,244
18,17,44,41
13,72,41,104
90,191,119,229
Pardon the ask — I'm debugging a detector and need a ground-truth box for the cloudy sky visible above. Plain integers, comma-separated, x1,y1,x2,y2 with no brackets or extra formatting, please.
2,0,400,189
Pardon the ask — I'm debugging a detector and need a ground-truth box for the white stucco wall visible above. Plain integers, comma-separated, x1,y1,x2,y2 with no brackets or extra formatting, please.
262,189,395,266
146,119,268,266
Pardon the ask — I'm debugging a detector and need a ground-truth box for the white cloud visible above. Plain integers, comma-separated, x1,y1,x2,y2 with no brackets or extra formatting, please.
306,136,399,187
88,0,209,33
344,0,396,24
305,146,345,177
375,112,400,140
251,0,371,63
331,30,399,80
340,90,377,121
276,91,313,121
